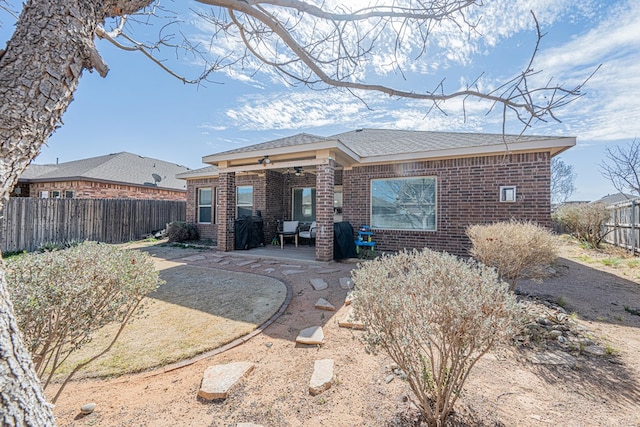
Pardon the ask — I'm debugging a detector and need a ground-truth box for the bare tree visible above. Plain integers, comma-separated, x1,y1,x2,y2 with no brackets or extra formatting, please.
551,157,576,205
600,139,640,197
0,0,597,423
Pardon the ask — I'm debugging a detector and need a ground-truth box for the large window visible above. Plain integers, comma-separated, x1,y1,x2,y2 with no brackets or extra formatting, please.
237,186,253,217
292,187,316,222
198,188,212,223
371,177,437,231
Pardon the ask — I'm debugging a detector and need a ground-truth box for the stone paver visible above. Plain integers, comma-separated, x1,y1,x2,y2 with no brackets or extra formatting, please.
296,326,324,345
527,351,577,367
235,260,256,267
282,269,305,276
314,298,336,311
310,278,328,290
339,277,353,290
309,359,334,396
180,255,206,262
264,268,276,273
318,268,342,274
198,362,255,401
338,306,364,330
250,264,261,269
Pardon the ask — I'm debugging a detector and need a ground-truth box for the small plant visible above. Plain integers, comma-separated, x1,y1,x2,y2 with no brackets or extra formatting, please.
166,221,199,242
626,258,640,268
352,249,519,427
6,241,162,403
467,220,558,291
555,296,568,309
601,257,622,267
553,203,611,249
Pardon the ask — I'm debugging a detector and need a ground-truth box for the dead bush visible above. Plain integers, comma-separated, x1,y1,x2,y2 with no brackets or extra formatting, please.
352,249,519,427
467,220,558,291
166,221,199,242
553,203,610,248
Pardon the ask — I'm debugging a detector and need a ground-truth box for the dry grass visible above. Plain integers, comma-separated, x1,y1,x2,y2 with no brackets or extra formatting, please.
54,265,287,379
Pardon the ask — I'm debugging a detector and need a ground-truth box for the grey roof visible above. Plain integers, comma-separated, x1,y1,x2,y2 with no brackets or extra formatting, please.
21,152,190,191
206,128,573,160
176,165,219,179
594,192,638,205
209,133,331,157
331,128,567,157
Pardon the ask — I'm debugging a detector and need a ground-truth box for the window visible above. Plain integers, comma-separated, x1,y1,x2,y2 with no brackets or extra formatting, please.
214,187,220,224
371,177,437,231
39,191,49,199
292,187,316,222
236,186,253,217
51,190,61,199
500,186,517,202
65,190,74,198
198,188,212,223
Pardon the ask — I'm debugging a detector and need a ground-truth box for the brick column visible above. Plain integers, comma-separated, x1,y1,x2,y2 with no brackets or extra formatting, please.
315,159,335,261
217,172,236,252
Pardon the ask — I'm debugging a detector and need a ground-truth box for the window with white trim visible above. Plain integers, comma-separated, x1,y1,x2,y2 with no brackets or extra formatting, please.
214,187,220,224
65,190,74,198
371,177,437,231
198,188,212,223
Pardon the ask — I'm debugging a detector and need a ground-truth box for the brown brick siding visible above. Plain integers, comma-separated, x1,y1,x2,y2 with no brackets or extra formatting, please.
27,181,185,201
342,152,552,256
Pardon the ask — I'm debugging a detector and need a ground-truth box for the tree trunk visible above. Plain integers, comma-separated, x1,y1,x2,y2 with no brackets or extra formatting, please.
0,0,151,423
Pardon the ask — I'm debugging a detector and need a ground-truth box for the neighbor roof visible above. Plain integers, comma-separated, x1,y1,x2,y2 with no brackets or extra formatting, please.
20,152,190,191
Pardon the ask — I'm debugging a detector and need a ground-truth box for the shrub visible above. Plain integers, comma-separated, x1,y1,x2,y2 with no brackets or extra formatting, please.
6,241,162,403
553,203,610,248
352,249,519,427
166,221,199,242
467,220,558,291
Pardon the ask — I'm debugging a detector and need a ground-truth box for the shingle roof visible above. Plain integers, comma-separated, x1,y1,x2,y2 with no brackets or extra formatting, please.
175,165,218,179
331,128,567,157
21,152,190,191
208,133,331,156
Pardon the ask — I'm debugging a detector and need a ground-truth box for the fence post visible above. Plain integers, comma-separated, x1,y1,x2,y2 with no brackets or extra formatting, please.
633,199,637,254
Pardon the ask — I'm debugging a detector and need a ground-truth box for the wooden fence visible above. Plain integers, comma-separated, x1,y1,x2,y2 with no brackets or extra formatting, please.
0,198,186,253
604,199,640,253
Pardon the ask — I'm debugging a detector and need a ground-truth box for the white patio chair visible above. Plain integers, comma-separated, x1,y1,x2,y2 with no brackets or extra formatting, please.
298,221,317,246
278,220,299,248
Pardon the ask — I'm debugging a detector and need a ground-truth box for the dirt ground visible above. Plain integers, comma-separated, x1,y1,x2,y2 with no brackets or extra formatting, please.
51,241,640,427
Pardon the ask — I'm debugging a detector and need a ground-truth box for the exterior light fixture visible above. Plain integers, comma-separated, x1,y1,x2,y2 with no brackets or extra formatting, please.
258,155,271,165
294,166,303,176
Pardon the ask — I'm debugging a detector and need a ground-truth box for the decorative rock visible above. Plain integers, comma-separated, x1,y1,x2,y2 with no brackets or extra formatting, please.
310,278,328,290
80,402,96,415
385,374,395,384
296,326,324,345
309,359,334,396
344,291,354,305
315,298,336,311
198,362,255,400
237,423,264,427
339,277,353,290
264,268,276,273
536,317,552,326
583,345,606,356
527,351,577,367
549,330,563,338
282,269,305,276
557,336,568,344
338,306,364,330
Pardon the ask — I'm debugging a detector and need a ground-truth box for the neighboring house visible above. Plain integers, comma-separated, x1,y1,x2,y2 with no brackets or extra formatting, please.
12,152,190,201
593,193,637,206
177,129,576,261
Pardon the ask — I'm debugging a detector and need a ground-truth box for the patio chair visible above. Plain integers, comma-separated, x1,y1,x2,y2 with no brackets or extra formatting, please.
278,220,299,249
298,221,317,246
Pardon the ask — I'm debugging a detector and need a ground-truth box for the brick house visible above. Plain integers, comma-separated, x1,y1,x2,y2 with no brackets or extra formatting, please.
13,152,190,200
177,129,575,261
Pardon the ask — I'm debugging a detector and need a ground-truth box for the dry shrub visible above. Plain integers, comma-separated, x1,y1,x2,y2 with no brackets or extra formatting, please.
467,220,558,291
166,221,199,242
553,203,610,248
352,249,519,427
6,241,162,403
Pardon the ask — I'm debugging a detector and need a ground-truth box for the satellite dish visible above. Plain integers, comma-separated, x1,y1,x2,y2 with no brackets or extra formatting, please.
152,173,162,184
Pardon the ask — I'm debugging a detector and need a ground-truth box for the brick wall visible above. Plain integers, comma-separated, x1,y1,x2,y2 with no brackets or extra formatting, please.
28,181,185,201
342,152,552,256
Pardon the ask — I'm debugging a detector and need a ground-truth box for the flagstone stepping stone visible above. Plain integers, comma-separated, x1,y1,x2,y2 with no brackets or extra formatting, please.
345,291,354,305
527,351,577,367
309,359,334,396
282,269,305,276
263,259,279,264
296,326,324,345
314,298,336,311
198,362,255,401
264,268,276,273
219,261,230,266
180,255,206,262
281,264,302,268
339,277,353,290
318,268,342,274
338,306,364,330
250,264,261,269
310,278,328,290
236,260,256,267
237,423,264,427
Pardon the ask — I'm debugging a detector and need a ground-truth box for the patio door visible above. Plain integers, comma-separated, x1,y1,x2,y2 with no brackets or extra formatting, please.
292,187,316,222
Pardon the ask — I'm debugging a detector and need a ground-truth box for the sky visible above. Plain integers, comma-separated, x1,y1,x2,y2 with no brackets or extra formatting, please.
1,0,639,202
